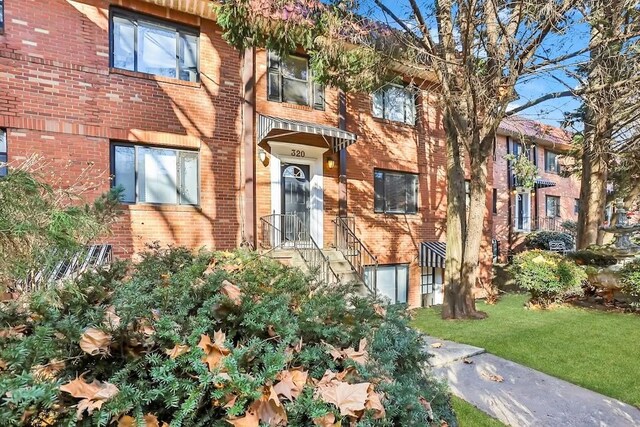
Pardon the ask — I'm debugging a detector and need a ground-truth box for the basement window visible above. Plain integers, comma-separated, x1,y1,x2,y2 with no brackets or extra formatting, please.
374,169,418,214
110,8,199,82
365,264,409,305
111,143,199,205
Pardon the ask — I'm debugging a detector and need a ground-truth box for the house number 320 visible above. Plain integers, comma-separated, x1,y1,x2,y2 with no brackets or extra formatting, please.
291,149,306,158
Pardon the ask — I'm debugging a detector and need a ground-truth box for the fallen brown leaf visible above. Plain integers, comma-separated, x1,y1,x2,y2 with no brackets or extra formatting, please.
481,371,504,382
273,368,308,401
221,280,242,305
32,359,65,380
0,325,27,339
342,338,368,365
226,408,259,427
317,379,370,417
463,358,474,364
430,342,443,349
313,413,339,427
79,328,111,356
198,331,231,371
60,375,118,419
103,305,121,328
365,385,385,419
165,344,190,360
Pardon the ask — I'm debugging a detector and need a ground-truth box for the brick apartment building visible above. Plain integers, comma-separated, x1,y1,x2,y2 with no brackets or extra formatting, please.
0,0,496,308
492,116,581,262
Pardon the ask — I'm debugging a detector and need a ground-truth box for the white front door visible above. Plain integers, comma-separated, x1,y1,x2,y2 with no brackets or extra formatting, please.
515,191,532,231
268,141,328,248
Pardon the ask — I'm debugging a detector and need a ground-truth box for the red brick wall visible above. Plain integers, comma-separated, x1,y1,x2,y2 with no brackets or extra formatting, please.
0,0,244,257
492,134,580,262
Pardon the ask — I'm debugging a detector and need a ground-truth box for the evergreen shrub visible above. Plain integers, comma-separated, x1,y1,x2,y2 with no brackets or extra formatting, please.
620,258,640,298
524,231,574,251
510,250,586,307
0,247,455,426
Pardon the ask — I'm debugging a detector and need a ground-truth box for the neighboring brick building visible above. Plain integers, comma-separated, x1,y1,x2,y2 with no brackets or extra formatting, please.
492,116,581,262
1,0,493,308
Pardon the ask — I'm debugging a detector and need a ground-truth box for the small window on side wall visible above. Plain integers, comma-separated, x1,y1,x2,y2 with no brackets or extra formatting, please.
374,169,418,214
545,150,561,174
111,143,199,205
267,51,324,110
365,264,409,304
372,84,416,125
110,8,199,82
0,129,7,177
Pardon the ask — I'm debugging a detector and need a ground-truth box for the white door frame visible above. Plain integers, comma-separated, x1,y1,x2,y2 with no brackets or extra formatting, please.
268,141,328,248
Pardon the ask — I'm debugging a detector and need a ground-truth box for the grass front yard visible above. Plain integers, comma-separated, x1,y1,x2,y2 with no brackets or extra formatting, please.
451,396,506,426
414,294,640,408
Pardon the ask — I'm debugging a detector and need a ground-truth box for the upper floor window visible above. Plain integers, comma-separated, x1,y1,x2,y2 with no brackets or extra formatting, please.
111,143,199,205
267,51,324,110
546,195,561,218
545,150,561,174
110,9,199,82
374,169,418,214
0,129,7,177
0,0,4,33
372,84,416,125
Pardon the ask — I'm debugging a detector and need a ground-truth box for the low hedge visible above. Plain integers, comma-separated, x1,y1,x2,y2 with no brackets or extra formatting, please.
620,258,640,299
0,247,455,426
510,250,586,307
524,231,574,251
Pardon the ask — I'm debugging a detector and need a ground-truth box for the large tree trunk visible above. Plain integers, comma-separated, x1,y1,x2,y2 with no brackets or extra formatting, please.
442,115,489,320
577,134,608,249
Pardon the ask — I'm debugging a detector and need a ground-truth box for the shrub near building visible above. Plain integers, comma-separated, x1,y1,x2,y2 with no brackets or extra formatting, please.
510,250,587,308
0,248,455,426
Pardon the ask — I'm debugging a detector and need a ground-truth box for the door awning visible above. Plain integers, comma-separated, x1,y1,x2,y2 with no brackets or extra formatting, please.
257,114,357,152
420,241,446,268
512,177,557,189
534,178,556,189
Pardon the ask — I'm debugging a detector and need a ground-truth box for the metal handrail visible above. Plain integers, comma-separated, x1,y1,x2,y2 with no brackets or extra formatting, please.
260,214,339,285
333,216,377,294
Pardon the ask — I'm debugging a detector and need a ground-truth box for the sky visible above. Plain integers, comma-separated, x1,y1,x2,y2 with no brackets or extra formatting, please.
363,1,592,130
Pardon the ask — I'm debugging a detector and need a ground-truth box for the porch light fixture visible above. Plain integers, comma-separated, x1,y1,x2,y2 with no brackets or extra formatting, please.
258,148,267,164
327,158,336,169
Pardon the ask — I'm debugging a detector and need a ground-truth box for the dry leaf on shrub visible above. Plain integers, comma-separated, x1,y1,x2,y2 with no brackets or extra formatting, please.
227,386,287,427
319,381,370,417
79,328,111,356
31,359,65,380
165,344,190,359
0,359,7,370
118,414,167,427
365,385,385,419
103,305,121,328
60,375,119,419
198,330,231,371
0,324,27,339
324,339,369,365
313,413,341,427
273,368,308,401
221,280,242,305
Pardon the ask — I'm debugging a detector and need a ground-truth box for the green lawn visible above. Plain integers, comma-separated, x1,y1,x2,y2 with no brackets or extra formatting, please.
414,294,640,408
451,396,506,427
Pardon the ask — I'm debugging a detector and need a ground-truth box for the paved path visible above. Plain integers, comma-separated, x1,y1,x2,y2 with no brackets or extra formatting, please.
424,337,640,427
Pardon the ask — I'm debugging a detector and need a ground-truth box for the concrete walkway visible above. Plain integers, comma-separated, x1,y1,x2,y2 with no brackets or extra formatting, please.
424,337,640,427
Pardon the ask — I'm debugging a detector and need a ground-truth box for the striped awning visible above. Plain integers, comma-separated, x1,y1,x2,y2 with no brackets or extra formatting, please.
512,177,557,189
257,114,357,152
420,241,446,268
534,178,556,189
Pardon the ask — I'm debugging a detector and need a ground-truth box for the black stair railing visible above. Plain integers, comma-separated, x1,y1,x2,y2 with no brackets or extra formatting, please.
333,216,377,294
260,213,339,285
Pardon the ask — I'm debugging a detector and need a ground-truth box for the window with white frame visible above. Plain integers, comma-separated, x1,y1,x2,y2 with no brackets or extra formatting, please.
365,264,409,304
267,51,324,109
546,195,561,218
110,8,199,82
111,143,199,205
545,150,561,174
0,129,7,177
372,84,416,125
374,169,418,214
